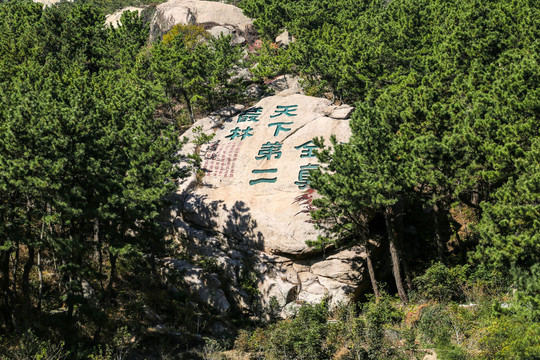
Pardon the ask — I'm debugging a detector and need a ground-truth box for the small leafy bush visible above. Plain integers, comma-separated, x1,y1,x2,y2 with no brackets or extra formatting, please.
362,293,403,359
480,316,540,360
417,304,453,345
264,302,330,360
413,262,470,302
5,331,70,360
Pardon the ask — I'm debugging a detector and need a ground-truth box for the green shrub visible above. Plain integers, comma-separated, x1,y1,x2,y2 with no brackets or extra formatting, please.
327,303,365,358
436,344,467,360
197,256,221,274
417,304,453,345
480,316,540,360
413,263,470,302
511,264,540,322
264,302,330,360
362,293,403,359
5,331,70,360
248,39,293,81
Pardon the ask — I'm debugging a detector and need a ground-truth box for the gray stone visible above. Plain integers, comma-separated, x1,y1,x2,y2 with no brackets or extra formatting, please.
231,35,246,45
168,94,373,313
163,259,231,313
81,279,96,300
260,276,297,307
275,30,294,46
322,104,355,119
33,0,73,5
268,74,302,93
208,25,233,38
177,94,349,255
280,302,302,318
105,7,144,27
149,0,253,42
245,84,264,98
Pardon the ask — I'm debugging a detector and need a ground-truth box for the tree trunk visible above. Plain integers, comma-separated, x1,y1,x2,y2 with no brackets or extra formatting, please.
94,218,104,291
182,89,195,123
150,248,156,284
1,250,14,331
365,246,380,300
12,241,19,293
395,199,412,290
37,220,45,316
384,207,408,303
67,300,74,320
37,250,43,317
433,203,447,264
108,251,117,294
22,245,35,328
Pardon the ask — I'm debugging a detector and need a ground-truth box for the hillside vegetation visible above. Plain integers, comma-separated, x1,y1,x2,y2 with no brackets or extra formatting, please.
0,0,539,359
236,0,540,358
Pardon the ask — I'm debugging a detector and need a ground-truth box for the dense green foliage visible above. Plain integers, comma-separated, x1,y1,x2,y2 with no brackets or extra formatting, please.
243,0,540,300
1,0,540,357
0,0,178,334
232,265,540,360
150,24,246,123
238,0,540,357
0,0,245,357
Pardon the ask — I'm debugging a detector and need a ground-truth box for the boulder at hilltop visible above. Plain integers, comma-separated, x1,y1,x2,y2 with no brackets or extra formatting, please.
33,0,72,5
166,94,369,313
149,0,254,42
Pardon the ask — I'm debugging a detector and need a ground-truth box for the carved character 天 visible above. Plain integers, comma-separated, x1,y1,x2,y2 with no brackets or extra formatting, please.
270,105,298,118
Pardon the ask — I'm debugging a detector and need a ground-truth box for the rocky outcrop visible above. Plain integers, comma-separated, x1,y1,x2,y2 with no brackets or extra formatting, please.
104,0,254,44
148,0,254,42
275,30,295,47
179,94,350,255
163,93,368,315
105,6,145,27
162,259,231,313
33,0,72,5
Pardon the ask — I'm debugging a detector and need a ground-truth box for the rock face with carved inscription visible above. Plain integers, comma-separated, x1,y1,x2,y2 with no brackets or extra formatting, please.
164,93,371,314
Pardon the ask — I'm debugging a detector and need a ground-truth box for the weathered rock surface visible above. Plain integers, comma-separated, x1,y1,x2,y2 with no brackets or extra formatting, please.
275,30,295,46
149,0,254,42
34,0,73,5
323,104,355,119
268,74,303,95
179,94,348,255
163,93,369,314
162,259,231,313
105,7,145,27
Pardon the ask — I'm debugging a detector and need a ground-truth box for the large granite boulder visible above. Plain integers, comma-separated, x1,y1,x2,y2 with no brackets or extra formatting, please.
165,94,371,314
149,0,254,42
33,0,72,5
